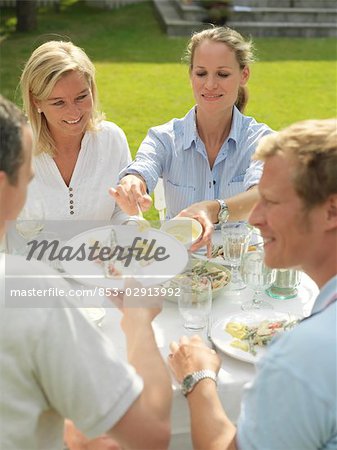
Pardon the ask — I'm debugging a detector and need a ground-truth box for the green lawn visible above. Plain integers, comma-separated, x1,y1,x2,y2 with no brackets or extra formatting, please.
1,0,336,219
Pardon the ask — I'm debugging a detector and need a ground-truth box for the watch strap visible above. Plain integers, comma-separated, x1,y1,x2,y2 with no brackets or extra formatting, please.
124,172,148,194
216,199,229,224
182,370,217,397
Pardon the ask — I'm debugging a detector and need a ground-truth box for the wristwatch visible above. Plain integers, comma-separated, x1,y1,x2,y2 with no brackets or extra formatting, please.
181,370,217,397
216,199,229,224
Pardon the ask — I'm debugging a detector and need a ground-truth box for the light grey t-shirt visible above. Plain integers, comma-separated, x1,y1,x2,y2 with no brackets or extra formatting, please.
0,254,143,450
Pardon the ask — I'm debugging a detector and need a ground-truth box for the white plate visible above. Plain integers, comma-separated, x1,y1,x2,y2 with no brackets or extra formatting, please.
160,217,202,247
193,248,226,265
192,230,227,265
211,311,299,364
61,225,188,289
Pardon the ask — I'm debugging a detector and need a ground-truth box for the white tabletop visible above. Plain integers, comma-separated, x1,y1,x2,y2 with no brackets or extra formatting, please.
98,271,318,450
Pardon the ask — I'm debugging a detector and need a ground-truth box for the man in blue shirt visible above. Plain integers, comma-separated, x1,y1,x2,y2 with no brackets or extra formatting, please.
168,118,337,450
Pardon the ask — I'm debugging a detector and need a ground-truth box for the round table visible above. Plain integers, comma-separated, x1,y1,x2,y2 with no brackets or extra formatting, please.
100,272,318,450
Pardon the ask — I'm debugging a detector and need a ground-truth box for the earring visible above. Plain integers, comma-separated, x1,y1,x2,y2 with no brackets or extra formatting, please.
37,107,41,114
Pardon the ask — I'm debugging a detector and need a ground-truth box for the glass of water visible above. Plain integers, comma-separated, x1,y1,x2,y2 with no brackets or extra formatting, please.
178,276,212,330
221,221,252,290
266,269,302,300
240,249,276,311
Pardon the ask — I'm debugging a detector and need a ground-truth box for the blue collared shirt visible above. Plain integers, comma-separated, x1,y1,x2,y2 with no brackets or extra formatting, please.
120,106,272,218
237,275,337,450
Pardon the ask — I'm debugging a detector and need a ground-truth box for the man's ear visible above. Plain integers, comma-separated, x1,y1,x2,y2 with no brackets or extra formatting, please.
0,171,7,190
325,194,337,230
0,171,8,210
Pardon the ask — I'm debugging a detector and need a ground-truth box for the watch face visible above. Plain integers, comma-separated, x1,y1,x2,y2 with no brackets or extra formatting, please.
218,201,229,223
219,208,229,222
182,374,194,394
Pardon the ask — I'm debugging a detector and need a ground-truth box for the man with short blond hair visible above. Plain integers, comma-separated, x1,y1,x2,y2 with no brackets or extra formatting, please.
170,118,337,450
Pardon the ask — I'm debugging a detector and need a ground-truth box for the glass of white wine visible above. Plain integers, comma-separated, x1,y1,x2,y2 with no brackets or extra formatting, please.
15,199,45,255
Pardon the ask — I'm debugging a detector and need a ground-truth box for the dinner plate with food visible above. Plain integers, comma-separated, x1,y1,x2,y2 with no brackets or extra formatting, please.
192,230,226,264
211,311,300,364
61,225,188,289
163,258,231,302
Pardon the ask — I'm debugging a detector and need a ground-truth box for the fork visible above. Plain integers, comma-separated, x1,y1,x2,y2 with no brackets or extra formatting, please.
136,200,144,219
134,200,151,231
207,314,216,349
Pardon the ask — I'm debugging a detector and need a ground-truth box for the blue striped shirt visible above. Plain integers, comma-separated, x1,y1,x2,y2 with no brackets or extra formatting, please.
121,106,272,218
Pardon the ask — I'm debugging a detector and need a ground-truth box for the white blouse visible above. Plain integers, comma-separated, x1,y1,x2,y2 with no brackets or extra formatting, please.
27,121,131,223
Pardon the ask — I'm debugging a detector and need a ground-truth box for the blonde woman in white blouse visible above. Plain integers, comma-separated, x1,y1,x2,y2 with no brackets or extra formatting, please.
20,40,131,450
20,40,130,223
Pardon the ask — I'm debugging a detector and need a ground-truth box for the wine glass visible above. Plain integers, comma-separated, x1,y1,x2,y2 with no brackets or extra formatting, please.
221,222,252,290
240,249,276,311
15,199,45,257
16,199,45,240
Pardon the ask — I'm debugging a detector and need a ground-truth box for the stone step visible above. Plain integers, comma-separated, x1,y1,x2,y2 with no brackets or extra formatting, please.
228,20,337,37
233,0,337,8
155,0,337,37
231,7,337,24
154,0,209,37
173,0,205,22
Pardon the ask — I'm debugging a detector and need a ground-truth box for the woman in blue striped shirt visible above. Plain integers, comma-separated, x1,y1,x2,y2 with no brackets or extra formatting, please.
111,27,272,220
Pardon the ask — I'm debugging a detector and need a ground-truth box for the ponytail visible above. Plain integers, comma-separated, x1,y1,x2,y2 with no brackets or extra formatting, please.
235,86,249,113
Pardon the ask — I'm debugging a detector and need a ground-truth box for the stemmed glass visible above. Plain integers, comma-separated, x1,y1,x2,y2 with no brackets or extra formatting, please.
15,199,45,257
16,199,45,240
221,222,252,290
240,249,276,311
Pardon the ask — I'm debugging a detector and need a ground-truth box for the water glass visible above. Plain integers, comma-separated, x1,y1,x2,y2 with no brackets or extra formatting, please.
241,250,276,311
221,222,252,290
266,269,302,300
178,276,212,330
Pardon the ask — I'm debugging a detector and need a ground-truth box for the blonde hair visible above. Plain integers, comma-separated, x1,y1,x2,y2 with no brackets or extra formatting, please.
20,40,103,156
254,119,337,209
184,27,255,112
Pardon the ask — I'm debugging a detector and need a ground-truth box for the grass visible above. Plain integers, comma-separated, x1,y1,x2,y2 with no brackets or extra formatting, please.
1,0,336,219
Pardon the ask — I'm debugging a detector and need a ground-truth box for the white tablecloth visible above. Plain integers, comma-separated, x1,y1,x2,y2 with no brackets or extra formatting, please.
5,222,319,449
99,272,318,450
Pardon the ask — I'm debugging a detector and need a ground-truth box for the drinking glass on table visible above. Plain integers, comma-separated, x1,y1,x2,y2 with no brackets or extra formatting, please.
221,221,252,290
15,199,45,256
16,199,45,240
266,269,302,300
240,249,276,311
177,276,212,330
